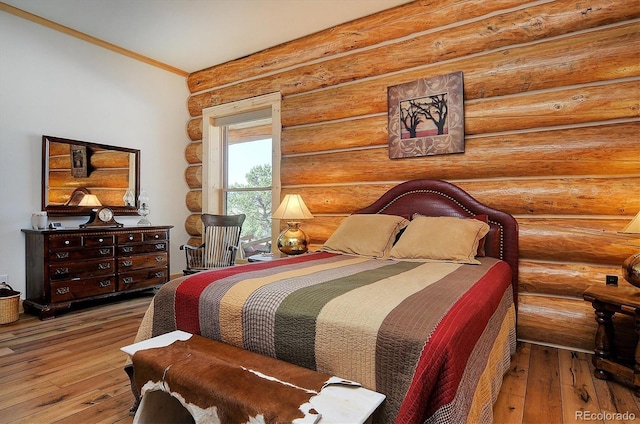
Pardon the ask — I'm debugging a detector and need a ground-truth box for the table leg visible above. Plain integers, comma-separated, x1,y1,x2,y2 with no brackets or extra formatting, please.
593,300,614,380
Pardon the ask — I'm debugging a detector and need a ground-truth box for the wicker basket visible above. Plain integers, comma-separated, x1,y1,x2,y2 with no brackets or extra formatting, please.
0,283,20,324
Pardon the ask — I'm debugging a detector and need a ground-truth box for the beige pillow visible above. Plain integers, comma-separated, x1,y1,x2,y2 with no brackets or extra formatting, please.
389,216,490,264
322,214,409,258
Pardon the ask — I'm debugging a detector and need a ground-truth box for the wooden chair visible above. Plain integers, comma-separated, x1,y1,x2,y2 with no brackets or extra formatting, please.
180,214,246,275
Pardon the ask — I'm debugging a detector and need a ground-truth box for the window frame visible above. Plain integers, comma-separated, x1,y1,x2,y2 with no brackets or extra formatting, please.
201,92,282,252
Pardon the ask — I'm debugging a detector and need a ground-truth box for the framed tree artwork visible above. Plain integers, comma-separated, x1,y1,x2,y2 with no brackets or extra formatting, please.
387,71,464,159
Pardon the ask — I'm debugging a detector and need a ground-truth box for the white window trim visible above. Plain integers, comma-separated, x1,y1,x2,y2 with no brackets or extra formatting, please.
201,92,282,250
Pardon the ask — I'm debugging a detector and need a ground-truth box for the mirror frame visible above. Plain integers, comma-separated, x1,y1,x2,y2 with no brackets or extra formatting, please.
42,135,140,216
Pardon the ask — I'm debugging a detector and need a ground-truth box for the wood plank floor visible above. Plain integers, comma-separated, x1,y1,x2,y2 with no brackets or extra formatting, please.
1,295,638,423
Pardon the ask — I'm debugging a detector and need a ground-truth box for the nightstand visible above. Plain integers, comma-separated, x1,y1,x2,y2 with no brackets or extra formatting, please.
247,252,285,262
583,283,640,396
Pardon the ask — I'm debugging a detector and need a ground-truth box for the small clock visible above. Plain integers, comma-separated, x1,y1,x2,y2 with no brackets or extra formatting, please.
80,207,124,228
98,207,114,223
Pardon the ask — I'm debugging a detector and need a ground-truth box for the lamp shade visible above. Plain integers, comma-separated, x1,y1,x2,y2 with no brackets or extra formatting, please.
78,194,102,207
272,194,314,221
621,211,640,234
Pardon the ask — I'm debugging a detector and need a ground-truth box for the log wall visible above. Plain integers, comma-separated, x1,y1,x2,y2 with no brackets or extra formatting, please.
183,0,640,351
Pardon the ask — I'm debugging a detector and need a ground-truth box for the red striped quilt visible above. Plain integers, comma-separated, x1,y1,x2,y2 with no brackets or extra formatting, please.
137,251,515,423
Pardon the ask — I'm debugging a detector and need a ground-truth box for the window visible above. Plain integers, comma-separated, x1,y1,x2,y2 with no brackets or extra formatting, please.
202,93,281,257
224,118,273,255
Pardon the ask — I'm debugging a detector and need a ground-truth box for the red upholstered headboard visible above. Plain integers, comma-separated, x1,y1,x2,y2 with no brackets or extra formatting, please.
353,179,519,303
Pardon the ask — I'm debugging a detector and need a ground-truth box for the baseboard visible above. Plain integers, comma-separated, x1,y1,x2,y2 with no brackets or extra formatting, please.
517,337,593,354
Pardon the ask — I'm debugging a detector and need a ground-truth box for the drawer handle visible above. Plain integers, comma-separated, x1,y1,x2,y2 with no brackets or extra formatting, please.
155,256,164,262
56,287,70,295
154,234,160,239
98,238,104,243
122,277,134,284
154,272,165,278
99,280,111,288
99,248,111,255
98,263,111,270
155,243,165,250
55,268,69,275
122,260,133,267
128,235,134,241
64,240,70,245
123,247,134,253
56,252,69,259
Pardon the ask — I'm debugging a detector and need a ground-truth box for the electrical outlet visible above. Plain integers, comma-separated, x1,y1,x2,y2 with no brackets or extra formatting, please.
0,274,7,284
605,275,618,286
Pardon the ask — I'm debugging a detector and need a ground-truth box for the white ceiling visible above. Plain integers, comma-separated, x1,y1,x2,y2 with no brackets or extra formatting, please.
3,0,411,74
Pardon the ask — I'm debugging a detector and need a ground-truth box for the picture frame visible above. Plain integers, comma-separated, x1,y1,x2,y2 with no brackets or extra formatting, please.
70,144,88,178
387,71,464,159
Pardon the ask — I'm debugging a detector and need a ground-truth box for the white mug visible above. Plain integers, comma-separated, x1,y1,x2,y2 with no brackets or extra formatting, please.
31,211,47,230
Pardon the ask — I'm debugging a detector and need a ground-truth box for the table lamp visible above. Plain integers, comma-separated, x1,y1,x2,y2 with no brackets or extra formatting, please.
272,194,314,255
620,211,640,287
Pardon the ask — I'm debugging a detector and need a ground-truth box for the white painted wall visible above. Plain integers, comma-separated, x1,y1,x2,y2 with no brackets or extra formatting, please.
0,11,190,298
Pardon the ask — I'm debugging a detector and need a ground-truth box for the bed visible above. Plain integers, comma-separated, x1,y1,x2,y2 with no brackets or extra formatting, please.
126,179,519,423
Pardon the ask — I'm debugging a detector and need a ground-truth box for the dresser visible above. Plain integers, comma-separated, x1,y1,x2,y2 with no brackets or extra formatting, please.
22,226,173,319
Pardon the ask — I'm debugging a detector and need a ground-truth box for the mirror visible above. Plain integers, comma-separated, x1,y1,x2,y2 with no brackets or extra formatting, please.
42,135,140,216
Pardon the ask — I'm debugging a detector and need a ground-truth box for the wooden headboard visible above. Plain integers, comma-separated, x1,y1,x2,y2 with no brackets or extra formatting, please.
354,179,519,302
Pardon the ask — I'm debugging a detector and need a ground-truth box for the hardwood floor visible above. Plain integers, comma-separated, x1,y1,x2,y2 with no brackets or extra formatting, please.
494,341,640,424
0,296,638,424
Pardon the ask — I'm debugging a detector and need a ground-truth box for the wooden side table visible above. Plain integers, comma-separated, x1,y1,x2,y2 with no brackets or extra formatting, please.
583,283,640,396
247,252,286,262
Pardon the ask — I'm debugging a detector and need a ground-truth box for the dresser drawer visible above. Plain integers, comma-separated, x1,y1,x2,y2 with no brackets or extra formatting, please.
49,258,115,280
118,241,168,256
84,234,115,247
50,246,114,262
118,232,143,244
143,231,168,242
118,252,168,271
49,235,82,249
51,276,116,303
119,268,167,291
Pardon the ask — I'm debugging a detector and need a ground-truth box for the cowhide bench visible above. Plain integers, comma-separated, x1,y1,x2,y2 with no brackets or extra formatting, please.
121,331,385,424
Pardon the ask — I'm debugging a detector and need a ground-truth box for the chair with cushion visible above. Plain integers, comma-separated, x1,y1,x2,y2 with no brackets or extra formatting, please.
180,214,246,275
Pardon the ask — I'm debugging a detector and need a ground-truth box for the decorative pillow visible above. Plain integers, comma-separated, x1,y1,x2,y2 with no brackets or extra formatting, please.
470,215,489,257
412,213,489,257
321,214,409,258
390,216,490,264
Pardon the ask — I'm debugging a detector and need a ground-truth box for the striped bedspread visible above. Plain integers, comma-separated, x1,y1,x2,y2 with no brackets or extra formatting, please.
133,251,516,423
